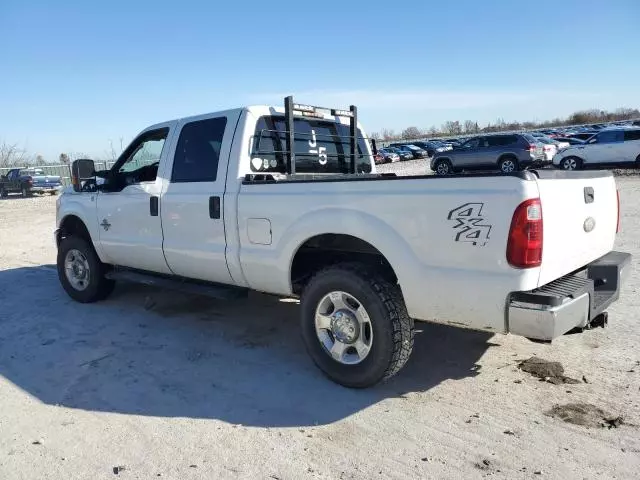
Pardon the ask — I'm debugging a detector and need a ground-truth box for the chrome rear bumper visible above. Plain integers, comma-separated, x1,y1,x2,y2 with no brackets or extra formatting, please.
508,251,631,341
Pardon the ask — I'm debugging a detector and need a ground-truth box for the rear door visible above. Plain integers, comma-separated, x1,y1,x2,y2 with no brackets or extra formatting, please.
622,129,640,163
535,172,618,286
587,130,624,165
160,111,240,284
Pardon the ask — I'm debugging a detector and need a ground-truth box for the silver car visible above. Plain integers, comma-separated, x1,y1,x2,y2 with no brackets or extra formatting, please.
430,133,546,175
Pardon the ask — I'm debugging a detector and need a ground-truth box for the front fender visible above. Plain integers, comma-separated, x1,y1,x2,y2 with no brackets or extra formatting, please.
56,193,105,261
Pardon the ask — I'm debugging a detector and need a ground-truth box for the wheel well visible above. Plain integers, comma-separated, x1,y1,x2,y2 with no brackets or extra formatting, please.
434,157,451,163
498,154,517,163
57,215,91,246
290,234,397,295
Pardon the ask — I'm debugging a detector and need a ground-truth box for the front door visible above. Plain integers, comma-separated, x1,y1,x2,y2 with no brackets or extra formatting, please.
160,112,239,285
586,130,623,165
96,127,173,274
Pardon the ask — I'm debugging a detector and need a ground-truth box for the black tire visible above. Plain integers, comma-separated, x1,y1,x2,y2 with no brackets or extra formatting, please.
0,187,7,198
21,186,30,198
300,263,414,388
433,159,453,176
498,156,519,174
560,156,582,170
57,236,115,303
635,154,640,168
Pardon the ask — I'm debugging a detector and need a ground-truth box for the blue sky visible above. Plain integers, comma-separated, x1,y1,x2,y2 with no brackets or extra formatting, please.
1,0,639,161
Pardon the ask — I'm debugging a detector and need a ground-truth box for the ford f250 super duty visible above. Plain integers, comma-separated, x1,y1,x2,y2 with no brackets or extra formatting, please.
55,96,631,388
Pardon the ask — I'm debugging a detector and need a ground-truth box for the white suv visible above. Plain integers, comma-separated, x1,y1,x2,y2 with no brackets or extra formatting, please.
553,127,640,170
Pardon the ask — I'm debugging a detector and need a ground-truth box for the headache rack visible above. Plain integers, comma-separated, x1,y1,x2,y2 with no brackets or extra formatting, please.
250,96,377,178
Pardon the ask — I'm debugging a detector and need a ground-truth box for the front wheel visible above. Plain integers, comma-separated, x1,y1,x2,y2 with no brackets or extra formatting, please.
300,263,414,388
57,236,115,303
560,156,582,170
498,157,518,174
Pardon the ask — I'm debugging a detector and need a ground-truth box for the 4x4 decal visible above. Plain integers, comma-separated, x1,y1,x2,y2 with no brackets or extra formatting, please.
447,203,492,246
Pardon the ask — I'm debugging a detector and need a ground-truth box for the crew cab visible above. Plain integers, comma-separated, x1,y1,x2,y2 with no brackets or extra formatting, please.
55,97,631,388
0,168,62,197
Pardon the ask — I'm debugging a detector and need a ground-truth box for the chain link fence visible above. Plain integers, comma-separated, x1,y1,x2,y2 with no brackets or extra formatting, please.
1,161,116,187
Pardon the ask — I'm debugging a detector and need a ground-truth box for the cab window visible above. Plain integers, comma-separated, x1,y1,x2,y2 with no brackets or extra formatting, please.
252,116,370,174
171,117,227,183
116,128,169,181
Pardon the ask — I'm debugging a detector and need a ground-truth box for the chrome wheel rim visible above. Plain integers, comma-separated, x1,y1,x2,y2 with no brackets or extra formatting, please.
64,249,91,291
436,162,449,175
563,158,577,170
501,160,516,173
314,291,373,365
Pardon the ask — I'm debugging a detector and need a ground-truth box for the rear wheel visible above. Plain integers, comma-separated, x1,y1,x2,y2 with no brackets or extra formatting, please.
498,157,518,174
635,154,640,168
57,236,115,303
560,156,582,170
300,263,414,388
434,159,453,176
0,187,6,198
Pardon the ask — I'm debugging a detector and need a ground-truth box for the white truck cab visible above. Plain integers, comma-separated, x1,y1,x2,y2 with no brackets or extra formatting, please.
56,96,631,387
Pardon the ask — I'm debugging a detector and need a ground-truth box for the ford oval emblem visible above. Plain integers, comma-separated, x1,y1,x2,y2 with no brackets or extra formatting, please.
583,217,596,232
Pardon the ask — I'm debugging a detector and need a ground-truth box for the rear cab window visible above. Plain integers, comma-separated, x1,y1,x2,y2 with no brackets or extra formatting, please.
251,116,371,174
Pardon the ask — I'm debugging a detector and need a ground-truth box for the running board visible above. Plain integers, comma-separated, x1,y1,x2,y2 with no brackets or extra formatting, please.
105,269,248,300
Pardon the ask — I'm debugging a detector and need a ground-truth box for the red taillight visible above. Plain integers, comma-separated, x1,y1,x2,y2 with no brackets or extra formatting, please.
616,189,620,233
507,198,543,268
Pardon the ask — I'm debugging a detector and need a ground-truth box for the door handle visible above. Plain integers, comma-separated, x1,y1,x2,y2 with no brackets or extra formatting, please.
209,196,220,219
150,196,159,216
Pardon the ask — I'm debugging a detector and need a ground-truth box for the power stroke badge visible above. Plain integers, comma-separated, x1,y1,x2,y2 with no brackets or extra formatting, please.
447,203,492,246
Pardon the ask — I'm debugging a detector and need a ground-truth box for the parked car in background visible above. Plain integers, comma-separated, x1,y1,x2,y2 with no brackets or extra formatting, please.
533,137,557,161
431,133,546,175
385,147,412,161
555,136,587,146
377,148,401,163
394,144,428,159
410,141,451,157
553,127,640,170
0,168,63,197
567,131,599,141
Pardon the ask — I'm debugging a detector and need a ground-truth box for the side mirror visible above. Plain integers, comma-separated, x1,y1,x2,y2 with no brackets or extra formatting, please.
71,159,96,192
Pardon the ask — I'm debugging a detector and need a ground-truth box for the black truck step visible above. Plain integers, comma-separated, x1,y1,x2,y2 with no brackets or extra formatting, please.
105,269,249,300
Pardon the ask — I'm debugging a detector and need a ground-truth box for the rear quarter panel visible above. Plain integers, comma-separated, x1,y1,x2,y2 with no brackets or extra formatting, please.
236,175,540,334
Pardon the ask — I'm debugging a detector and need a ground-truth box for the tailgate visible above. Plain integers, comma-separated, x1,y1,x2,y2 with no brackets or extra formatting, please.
535,171,617,286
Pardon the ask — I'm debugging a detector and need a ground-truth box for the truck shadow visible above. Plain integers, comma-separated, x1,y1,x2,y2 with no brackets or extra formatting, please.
0,265,494,427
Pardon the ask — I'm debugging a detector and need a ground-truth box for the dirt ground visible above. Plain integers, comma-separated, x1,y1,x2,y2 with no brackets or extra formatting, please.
1,178,639,480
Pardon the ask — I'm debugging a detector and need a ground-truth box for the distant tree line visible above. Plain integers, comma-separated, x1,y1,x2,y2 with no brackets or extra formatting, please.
370,107,640,141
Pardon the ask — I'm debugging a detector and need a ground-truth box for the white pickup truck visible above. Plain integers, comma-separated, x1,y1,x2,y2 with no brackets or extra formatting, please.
55,97,631,388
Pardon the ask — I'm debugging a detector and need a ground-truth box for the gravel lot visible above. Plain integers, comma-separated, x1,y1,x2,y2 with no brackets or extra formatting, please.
1,176,639,480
